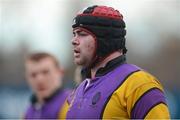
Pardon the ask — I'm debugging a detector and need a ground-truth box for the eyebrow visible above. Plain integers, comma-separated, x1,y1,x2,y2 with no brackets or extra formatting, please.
73,29,85,34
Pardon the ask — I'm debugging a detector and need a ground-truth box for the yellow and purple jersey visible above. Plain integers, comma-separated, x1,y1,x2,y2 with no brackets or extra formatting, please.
60,56,170,119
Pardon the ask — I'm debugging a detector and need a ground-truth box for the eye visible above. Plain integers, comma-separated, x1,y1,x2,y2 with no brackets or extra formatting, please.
73,32,76,37
79,31,88,36
73,30,89,37
30,72,37,78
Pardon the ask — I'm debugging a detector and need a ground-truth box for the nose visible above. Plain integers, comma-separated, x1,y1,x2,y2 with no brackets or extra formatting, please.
71,37,80,46
36,73,45,83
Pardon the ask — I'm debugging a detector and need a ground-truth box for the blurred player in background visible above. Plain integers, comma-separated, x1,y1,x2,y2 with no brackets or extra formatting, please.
62,5,170,119
24,52,71,119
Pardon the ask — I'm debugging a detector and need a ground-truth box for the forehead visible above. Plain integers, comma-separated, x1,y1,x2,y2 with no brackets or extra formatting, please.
26,58,55,71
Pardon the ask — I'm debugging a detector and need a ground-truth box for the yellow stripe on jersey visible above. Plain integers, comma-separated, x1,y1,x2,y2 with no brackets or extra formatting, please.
102,70,170,119
58,100,69,119
145,103,170,119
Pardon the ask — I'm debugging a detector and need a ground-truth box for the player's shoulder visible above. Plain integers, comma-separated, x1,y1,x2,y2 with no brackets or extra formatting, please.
113,65,165,104
120,67,164,96
116,63,162,88
128,68,162,86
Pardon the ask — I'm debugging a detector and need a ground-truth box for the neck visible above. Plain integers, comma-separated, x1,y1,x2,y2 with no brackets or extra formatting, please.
37,84,61,104
37,96,44,104
91,51,123,78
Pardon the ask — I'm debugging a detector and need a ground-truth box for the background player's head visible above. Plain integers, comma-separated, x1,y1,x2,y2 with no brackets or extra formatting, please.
25,52,64,101
72,5,127,68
